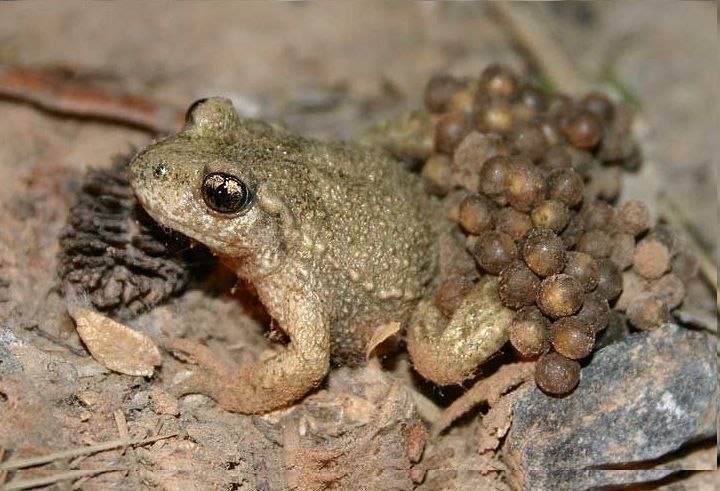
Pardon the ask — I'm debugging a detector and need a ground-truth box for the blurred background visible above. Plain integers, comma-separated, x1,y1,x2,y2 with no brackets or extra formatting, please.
0,1,716,258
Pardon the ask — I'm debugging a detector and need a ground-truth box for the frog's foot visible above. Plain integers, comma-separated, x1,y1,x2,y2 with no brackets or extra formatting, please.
166,338,232,404
166,306,331,414
406,277,514,386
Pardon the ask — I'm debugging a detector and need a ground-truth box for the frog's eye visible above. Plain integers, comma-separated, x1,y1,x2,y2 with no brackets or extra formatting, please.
201,173,253,215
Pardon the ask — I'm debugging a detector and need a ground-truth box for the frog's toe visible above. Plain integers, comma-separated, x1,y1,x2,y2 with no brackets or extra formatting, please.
166,338,232,376
170,367,222,401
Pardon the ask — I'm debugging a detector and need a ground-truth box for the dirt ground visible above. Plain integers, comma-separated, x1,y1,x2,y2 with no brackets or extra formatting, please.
0,2,716,490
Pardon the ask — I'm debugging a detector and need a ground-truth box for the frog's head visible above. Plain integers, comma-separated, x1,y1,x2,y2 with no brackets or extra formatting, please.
129,97,287,265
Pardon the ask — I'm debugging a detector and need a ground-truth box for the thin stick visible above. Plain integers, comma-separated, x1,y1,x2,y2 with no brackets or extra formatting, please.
432,361,534,436
113,409,129,455
3,468,124,491
488,2,591,95
0,65,182,135
0,433,176,471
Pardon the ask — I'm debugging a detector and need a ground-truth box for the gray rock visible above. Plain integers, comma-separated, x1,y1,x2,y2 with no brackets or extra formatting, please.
505,324,717,490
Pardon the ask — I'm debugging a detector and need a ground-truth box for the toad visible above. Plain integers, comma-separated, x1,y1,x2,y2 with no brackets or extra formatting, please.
129,97,512,413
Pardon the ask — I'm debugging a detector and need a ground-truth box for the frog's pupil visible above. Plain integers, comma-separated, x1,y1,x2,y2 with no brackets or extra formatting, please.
154,163,167,178
202,173,251,214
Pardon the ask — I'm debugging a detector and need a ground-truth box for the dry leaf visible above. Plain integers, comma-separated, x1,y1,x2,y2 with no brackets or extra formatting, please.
365,321,401,359
70,308,161,376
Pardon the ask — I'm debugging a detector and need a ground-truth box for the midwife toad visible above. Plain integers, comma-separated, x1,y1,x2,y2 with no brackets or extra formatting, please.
129,97,512,413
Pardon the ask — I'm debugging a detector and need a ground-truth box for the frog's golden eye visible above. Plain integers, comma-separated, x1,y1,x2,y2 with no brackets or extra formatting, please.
201,173,252,215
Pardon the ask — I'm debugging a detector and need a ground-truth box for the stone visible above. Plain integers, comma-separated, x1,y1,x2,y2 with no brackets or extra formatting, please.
505,324,716,490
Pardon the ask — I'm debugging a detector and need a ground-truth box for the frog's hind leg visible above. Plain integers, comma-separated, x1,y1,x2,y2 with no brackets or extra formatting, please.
406,277,514,386
169,291,331,414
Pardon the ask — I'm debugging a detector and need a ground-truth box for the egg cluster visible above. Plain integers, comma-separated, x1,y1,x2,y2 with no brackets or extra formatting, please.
420,64,694,396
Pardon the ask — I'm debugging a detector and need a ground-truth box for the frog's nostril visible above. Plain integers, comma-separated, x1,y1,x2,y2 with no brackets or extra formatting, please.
153,162,168,178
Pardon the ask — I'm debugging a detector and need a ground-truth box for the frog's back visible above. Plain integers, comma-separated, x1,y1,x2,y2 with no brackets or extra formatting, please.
236,128,439,316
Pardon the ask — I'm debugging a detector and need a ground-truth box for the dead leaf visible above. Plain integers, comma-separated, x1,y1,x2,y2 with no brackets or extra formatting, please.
70,308,161,376
365,321,401,360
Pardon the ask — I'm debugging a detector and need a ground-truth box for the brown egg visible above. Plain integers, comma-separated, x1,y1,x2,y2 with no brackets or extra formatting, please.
551,317,595,360
531,200,570,233
435,111,472,155
647,225,679,256
547,169,584,207
458,195,495,235
560,215,585,248
562,110,604,149
499,261,541,308
509,307,550,357
574,293,610,333
446,87,477,116
580,201,615,232
514,85,547,121
671,252,699,281
577,230,613,259
628,295,668,331
609,233,636,271
566,147,596,178
443,190,472,224
479,155,512,201
537,274,584,319
594,259,623,301
504,158,546,212
421,154,453,196
649,273,685,311
633,238,670,280
541,145,572,172
477,98,515,134
535,352,581,395
581,92,615,122
479,63,518,98
495,207,533,241
563,251,599,292
615,200,650,237
523,228,565,277
511,123,548,162
424,74,466,113
468,231,517,274
540,120,564,147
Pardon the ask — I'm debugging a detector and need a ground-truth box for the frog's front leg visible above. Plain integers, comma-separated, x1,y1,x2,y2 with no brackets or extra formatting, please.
407,277,514,386
170,288,330,414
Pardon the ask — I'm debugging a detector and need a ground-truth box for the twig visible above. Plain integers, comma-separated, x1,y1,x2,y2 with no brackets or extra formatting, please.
28,324,88,357
674,310,717,334
432,361,534,437
0,65,182,135
0,433,176,471
3,468,124,491
113,409,129,455
488,2,591,95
